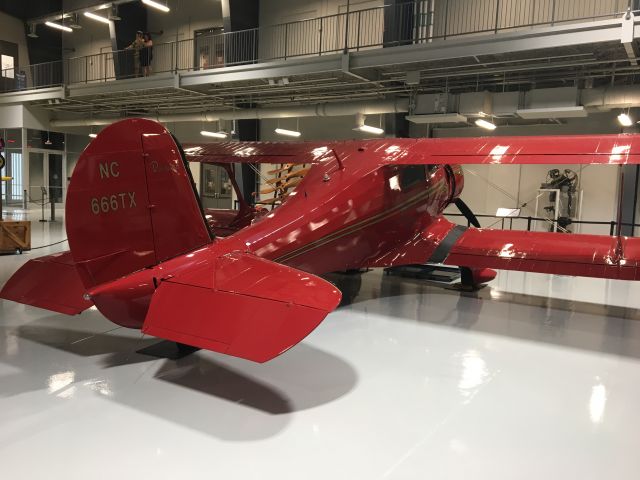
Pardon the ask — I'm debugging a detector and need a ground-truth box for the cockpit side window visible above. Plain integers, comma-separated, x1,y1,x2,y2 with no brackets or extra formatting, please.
400,164,427,190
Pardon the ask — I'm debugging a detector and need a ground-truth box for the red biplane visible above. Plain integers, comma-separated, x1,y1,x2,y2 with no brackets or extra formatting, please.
2,118,640,362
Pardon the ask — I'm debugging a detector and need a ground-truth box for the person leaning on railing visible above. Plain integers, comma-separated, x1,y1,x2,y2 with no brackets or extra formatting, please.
125,31,145,77
141,32,153,77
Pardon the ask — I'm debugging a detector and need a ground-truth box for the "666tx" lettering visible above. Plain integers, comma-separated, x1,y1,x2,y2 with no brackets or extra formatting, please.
90,192,137,215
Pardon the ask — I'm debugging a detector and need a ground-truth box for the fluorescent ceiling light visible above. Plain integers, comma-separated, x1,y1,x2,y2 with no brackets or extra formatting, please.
142,0,170,12
84,11,110,24
406,113,468,124
275,128,301,137
354,124,384,135
517,106,587,119
45,21,73,32
88,133,97,138
200,130,228,139
618,113,633,127
475,118,497,130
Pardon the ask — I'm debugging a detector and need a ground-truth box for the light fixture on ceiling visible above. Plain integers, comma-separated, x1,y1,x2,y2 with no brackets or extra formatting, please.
354,124,384,135
475,118,497,130
44,131,52,145
27,24,38,38
516,106,587,119
142,0,170,13
68,13,82,29
84,11,110,24
353,113,384,135
45,21,73,33
406,113,468,124
275,128,301,138
200,130,228,139
108,4,121,20
88,133,97,138
618,112,633,127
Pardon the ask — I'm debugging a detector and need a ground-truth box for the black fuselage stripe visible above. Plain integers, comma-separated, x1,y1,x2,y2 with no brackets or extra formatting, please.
427,224,467,264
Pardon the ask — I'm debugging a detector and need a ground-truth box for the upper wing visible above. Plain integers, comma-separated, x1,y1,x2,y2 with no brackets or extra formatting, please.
377,134,640,165
185,134,640,165
183,141,332,164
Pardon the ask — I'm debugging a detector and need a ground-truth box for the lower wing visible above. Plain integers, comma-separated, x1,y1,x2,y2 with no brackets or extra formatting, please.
368,218,640,281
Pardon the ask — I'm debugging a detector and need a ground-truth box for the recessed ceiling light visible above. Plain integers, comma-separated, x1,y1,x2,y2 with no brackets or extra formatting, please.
200,130,228,139
142,0,170,13
275,128,301,137
618,113,633,127
45,21,73,33
475,118,497,130
84,11,110,24
353,124,384,135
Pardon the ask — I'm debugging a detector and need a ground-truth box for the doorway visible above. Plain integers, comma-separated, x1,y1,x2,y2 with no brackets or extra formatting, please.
28,150,65,206
194,27,225,70
201,164,232,209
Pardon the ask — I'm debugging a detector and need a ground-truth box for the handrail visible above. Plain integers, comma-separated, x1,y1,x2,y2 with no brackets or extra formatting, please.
0,1,633,93
445,212,638,236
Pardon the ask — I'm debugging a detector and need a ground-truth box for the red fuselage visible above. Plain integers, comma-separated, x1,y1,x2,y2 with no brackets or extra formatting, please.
88,150,462,329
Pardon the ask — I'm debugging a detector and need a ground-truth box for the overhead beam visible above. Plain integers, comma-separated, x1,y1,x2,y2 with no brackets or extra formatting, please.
0,86,65,105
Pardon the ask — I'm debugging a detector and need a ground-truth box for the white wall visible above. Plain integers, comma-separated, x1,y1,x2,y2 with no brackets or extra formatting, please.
432,0,628,38
148,0,223,45
62,1,112,61
0,105,24,129
259,0,383,60
0,11,30,75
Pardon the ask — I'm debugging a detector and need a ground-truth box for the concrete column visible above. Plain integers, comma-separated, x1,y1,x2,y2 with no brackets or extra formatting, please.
383,1,417,137
221,0,260,203
619,165,639,236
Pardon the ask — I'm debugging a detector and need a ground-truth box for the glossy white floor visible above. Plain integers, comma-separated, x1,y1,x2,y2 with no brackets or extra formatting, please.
2,208,640,479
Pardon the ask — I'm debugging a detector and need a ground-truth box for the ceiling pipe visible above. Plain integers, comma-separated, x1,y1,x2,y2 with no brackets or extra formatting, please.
50,98,410,127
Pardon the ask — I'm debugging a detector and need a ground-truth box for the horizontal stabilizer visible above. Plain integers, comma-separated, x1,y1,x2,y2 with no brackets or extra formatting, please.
142,252,342,363
0,251,93,315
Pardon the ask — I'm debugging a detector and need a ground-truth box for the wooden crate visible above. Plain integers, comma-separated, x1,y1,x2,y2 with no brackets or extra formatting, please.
0,220,31,253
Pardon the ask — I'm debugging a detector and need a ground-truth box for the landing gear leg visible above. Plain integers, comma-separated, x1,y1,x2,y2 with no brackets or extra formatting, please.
459,267,481,291
456,267,496,291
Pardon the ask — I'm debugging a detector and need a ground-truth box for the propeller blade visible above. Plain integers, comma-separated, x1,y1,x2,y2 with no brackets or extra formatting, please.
454,198,481,228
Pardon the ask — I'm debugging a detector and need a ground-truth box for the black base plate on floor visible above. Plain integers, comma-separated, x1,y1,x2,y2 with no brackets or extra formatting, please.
137,341,201,360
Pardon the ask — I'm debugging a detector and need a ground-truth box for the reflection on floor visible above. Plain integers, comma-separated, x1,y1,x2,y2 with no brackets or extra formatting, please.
2,209,640,479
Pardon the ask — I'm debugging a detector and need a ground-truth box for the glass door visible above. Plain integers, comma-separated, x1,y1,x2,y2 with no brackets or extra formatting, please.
28,151,45,203
201,164,233,209
48,153,63,204
28,150,65,206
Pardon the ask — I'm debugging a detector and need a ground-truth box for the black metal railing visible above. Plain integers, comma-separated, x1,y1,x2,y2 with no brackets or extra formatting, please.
0,0,632,93
446,212,640,236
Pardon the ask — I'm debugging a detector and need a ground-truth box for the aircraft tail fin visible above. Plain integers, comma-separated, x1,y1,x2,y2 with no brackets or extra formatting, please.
66,119,212,289
142,251,342,363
